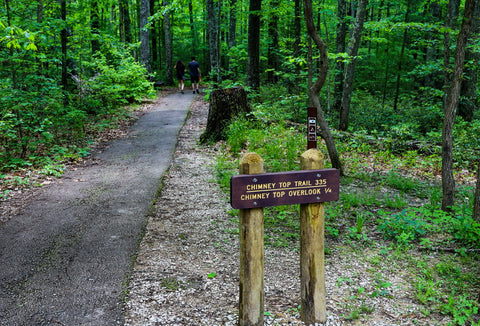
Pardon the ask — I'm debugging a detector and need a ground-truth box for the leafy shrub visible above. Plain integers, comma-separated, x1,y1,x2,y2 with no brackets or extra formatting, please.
378,209,428,244
226,117,253,154
254,84,306,123
349,95,397,132
433,208,480,249
0,77,63,169
85,54,155,112
225,119,305,173
453,119,480,167
442,293,479,326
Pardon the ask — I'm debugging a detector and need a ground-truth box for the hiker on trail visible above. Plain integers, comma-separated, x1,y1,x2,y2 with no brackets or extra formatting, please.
188,57,201,94
174,60,186,94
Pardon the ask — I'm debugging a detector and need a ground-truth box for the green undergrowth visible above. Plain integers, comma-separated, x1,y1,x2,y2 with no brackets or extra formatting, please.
213,85,480,325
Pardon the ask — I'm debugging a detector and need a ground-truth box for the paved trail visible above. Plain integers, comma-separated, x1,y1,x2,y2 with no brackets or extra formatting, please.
0,92,194,326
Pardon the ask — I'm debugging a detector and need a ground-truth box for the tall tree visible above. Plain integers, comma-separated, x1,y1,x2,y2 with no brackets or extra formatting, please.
229,0,237,49
163,0,173,84
60,0,68,97
188,1,196,51
303,0,343,175
393,0,412,111
459,0,480,122
140,0,151,73
441,0,477,210
443,0,460,106
423,1,442,89
338,0,368,131
246,0,262,89
228,0,238,75
332,0,348,113
207,0,221,83
150,0,158,71
267,0,279,84
119,0,132,43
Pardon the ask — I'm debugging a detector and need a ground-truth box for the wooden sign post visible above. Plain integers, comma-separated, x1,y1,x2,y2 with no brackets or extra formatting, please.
232,107,338,325
238,153,264,326
300,148,326,323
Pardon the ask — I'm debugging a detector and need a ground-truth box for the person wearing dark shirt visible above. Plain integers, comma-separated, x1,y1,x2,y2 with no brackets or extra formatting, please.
188,57,201,94
174,60,186,94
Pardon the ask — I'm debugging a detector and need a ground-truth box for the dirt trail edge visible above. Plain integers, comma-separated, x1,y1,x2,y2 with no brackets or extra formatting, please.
0,92,194,326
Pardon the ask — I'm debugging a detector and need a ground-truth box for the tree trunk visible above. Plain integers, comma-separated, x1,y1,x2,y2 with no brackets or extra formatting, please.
119,0,133,43
332,0,348,113
424,1,441,89
459,0,480,122
200,87,251,144
150,0,158,71
140,0,151,73
303,0,343,175
381,2,391,105
189,1,197,51
60,0,68,100
443,0,460,106
124,0,132,43
474,161,480,221
441,0,476,210
119,0,125,42
393,0,412,112
228,0,237,76
338,0,368,131
247,0,262,90
293,0,302,91
267,0,279,84
163,0,173,85
207,0,220,83
37,0,44,23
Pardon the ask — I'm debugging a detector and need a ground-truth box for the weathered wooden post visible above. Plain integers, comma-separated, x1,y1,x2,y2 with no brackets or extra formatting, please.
238,152,264,326
300,148,326,323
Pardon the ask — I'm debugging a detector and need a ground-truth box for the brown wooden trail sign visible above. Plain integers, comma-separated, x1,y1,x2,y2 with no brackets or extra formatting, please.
230,169,339,209
233,106,340,325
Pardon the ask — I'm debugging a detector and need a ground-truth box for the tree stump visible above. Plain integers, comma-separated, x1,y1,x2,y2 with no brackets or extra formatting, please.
200,87,251,143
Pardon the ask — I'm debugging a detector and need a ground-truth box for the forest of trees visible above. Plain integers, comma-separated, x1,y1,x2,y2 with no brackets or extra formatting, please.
0,0,479,214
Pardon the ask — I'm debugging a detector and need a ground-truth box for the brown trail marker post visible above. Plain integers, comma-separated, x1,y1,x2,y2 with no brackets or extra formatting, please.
238,153,264,326
300,148,326,323
231,106,338,325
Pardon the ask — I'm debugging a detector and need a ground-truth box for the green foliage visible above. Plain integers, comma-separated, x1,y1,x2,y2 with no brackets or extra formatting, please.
378,205,480,250
226,118,305,173
413,257,480,326
214,153,237,191
253,84,307,123
442,293,479,326
381,171,429,198
83,54,155,112
0,22,37,51
452,119,480,166
378,209,428,246
432,207,480,249
264,206,300,248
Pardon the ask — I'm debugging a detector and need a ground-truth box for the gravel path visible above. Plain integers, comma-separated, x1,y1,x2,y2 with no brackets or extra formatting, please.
124,98,453,326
